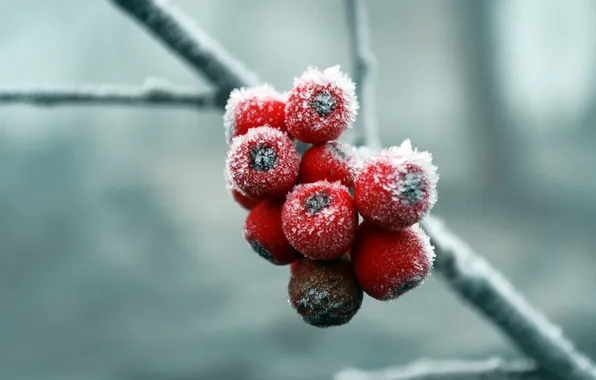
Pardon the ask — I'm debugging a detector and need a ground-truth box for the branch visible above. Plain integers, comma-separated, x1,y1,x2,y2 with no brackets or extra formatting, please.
111,0,259,97
422,214,596,380
0,79,218,108
344,0,381,150
335,358,542,380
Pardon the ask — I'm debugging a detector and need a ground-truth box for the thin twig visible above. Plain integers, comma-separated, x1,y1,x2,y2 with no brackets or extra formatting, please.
422,214,596,380
335,358,542,380
345,0,381,150
111,0,259,99
0,79,218,108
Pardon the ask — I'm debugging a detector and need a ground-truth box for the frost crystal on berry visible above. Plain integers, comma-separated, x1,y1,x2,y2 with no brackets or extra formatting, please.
385,139,439,207
282,181,358,260
285,65,358,144
354,139,439,230
299,141,358,188
223,84,287,143
226,126,299,198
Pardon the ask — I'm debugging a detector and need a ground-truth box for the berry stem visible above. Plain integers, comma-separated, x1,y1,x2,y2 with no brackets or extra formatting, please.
0,80,218,108
344,0,381,150
422,214,596,380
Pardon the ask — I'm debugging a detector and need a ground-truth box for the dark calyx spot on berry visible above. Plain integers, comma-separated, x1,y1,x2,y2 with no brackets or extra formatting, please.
311,90,336,117
248,240,278,264
328,143,348,160
302,311,349,328
304,191,331,215
250,145,277,172
398,172,426,206
392,280,420,298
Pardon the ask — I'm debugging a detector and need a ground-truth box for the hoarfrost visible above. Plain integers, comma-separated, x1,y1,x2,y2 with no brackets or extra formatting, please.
223,84,286,143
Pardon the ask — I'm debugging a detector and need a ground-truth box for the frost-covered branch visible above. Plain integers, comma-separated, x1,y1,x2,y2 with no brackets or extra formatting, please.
110,0,259,99
0,79,218,108
335,358,542,380
422,214,596,380
345,0,380,150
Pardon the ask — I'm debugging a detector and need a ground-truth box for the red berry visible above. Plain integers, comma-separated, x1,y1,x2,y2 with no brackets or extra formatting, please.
299,141,357,188
223,85,286,143
226,126,300,198
351,222,434,301
354,139,438,230
282,181,358,260
289,260,300,275
285,66,358,144
227,181,262,210
288,256,363,328
244,200,301,265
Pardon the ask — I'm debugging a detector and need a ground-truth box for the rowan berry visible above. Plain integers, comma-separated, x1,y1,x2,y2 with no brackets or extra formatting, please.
299,141,357,188
282,181,358,260
285,65,358,144
288,256,363,328
244,200,301,265
223,85,286,143
354,139,438,230
226,126,300,198
227,181,262,210
351,222,434,301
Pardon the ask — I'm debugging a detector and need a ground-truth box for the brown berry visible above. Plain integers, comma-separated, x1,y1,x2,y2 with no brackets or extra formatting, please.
288,257,363,328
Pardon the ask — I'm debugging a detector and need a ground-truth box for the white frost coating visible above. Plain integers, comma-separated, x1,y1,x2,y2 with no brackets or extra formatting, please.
326,141,358,176
335,358,536,380
379,139,439,207
224,125,298,197
291,65,358,130
353,145,376,170
283,181,357,257
223,84,285,143
410,223,435,267
422,214,596,380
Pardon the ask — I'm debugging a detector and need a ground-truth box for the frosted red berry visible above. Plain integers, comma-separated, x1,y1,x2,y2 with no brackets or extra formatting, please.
244,200,301,265
285,66,358,144
351,222,434,301
288,256,363,328
226,181,263,210
226,126,300,198
282,181,358,260
299,141,357,188
223,85,287,143
354,139,439,230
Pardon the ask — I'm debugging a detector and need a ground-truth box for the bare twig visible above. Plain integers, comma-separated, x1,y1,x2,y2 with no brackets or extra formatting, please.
345,0,381,150
0,79,218,108
335,358,542,380
422,214,596,380
111,0,259,99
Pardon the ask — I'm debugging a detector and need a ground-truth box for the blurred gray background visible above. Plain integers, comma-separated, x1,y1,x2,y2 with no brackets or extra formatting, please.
1,0,595,379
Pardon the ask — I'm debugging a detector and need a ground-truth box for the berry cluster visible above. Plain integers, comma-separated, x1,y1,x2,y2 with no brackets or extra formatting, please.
224,65,439,328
